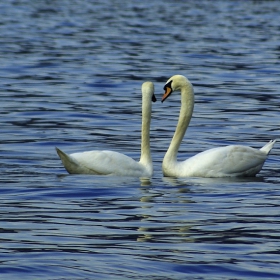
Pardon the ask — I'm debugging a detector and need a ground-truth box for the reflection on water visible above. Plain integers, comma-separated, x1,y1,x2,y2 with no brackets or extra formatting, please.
162,175,266,187
1,0,280,279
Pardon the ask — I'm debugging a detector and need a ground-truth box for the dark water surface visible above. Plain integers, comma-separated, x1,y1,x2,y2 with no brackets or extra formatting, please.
1,1,280,279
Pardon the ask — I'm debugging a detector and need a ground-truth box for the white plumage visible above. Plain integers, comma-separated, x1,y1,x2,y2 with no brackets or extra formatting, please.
161,75,276,178
56,81,156,177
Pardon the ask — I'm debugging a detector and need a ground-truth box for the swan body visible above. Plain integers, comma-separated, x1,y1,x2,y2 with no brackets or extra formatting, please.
161,75,276,178
56,81,156,177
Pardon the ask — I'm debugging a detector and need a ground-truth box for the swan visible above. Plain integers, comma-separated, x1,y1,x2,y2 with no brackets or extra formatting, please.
56,81,156,177
161,74,276,178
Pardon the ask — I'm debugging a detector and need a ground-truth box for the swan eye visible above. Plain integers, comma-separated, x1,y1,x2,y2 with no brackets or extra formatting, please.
152,94,157,102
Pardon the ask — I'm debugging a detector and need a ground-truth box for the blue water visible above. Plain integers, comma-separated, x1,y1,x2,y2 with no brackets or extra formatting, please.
1,1,280,279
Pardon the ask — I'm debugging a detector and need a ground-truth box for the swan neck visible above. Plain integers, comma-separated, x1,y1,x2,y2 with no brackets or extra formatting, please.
165,84,194,162
139,94,152,166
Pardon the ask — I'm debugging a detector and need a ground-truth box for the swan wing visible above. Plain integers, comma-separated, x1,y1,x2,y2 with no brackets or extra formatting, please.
179,145,268,177
56,148,148,176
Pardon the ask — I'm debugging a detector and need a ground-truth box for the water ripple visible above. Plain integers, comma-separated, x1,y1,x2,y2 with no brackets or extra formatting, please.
1,0,280,279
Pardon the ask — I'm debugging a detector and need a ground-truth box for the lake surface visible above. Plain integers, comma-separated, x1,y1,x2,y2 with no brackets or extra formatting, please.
1,1,280,279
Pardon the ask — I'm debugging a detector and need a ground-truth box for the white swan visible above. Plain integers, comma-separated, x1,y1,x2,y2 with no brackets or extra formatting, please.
56,81,156,177
161,74,276,178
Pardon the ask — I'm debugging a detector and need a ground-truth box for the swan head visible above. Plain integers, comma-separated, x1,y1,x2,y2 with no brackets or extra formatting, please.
162,75,191,102
142,81,157,102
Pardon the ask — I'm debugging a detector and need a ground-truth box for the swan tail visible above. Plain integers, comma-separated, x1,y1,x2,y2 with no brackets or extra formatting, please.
260,140,276,155
56,147,84,174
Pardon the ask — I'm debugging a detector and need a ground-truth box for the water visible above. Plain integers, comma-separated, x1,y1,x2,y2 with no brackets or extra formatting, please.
1,1,280,279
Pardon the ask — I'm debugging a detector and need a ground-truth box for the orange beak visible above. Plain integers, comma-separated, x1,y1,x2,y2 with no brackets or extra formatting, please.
161,86,172,102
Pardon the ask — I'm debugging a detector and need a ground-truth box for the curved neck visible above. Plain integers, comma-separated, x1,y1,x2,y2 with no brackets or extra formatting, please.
139,94,152,165
164,84,194,163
